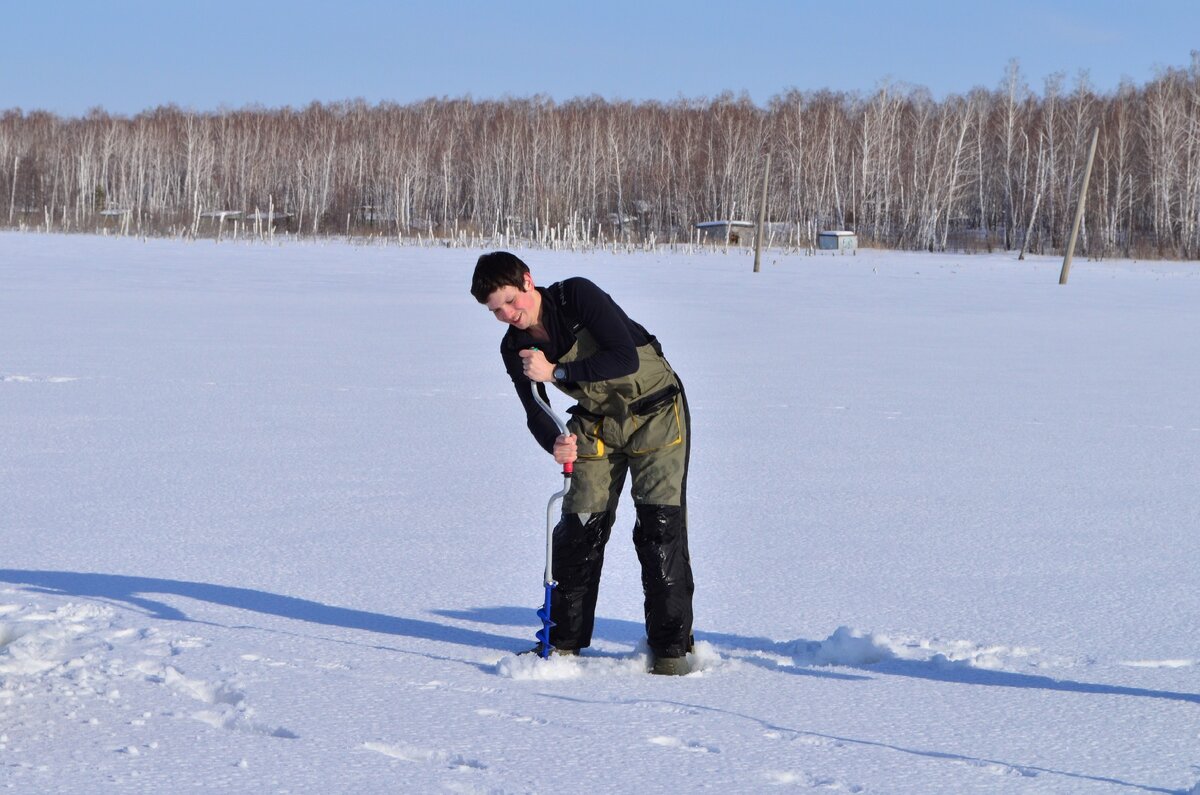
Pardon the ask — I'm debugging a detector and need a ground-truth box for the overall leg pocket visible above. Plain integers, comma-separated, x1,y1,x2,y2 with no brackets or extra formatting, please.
567,407,607,459
629,384,683,456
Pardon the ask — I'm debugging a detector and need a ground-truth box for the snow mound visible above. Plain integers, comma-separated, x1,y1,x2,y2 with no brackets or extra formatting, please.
1,374,78,383
0,602,119,676
495,640,723,679
0,595,298,741
795,626,1051,671
496,652,589,680
806,626,896,666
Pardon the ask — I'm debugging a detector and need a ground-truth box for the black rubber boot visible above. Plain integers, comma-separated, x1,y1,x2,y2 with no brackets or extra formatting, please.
633,504,695,659
549,511,616,650
650,655,691,676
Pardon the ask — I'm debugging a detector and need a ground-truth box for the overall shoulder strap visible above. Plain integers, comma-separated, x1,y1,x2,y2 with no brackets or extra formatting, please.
548,281,583,335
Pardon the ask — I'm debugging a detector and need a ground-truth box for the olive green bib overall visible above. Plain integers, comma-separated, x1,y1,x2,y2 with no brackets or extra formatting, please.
552,327,686,511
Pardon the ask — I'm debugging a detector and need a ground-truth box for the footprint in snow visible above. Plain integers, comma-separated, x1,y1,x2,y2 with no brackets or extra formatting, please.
139,663,298,739
475,707,547,726
763,730,843,748
363,742,487,770
412,679,503,695
239,653,291,668
649,735,719,754
637,702,701,716
764,770,863,791
966,759,1038,778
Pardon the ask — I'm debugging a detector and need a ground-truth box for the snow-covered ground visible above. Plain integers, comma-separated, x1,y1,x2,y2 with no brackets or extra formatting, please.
2,231,1199,793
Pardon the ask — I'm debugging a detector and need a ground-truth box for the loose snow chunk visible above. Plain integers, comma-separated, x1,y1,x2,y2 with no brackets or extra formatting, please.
162,665,244,707
686,640,724,674
0,622,28,650
809,626,896,666
495,652,586,680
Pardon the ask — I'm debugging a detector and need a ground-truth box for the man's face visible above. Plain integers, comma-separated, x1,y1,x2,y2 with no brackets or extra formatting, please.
485,275,538,329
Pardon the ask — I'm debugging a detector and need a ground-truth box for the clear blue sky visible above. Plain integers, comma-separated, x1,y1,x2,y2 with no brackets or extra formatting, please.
3,0,1197,116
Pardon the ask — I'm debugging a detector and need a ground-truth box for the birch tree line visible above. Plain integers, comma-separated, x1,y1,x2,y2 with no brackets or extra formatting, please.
2,55,1199,257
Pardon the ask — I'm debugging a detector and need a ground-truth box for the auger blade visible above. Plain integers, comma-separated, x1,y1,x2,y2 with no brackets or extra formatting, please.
535,581,556,658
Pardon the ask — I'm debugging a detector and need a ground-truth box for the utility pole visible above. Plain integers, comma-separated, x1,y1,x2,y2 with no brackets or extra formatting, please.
8,156,17,224
1059,127,1099,285
753,152,771,273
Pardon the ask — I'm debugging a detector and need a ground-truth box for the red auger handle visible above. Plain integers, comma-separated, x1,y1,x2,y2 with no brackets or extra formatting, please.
528,346,572,477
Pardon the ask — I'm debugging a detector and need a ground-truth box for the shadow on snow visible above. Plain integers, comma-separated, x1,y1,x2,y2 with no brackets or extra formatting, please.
0,568,517,652
5,570,1186,793
438,605,1200,708
4,569,1200,711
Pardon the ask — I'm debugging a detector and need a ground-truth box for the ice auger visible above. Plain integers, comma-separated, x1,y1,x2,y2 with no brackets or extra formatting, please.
529,379,573,659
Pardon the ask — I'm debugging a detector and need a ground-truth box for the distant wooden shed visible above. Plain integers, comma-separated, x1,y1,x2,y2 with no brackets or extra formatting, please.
696,220,755,244
818,230,857,251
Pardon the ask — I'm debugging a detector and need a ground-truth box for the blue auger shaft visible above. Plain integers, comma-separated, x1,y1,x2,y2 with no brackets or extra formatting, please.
536,582,556,659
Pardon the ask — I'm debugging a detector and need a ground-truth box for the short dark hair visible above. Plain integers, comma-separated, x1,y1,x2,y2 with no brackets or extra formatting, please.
471,251,529,303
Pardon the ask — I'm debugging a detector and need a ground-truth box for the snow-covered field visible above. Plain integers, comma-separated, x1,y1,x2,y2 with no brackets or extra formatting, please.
2,231,1199,793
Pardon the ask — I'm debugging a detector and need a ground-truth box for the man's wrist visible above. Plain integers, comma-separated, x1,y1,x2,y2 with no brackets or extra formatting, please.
552,365,567,382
